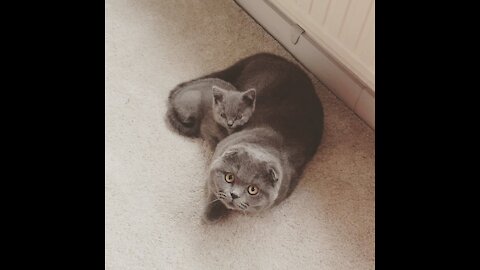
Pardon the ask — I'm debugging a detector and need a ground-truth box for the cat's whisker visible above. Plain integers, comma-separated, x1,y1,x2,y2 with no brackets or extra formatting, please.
239,202,248,210
216,193,227,199
207,198,221,205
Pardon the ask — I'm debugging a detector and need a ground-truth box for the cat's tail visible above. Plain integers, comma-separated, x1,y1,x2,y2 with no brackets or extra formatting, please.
165,84,201,138
166,106,200,138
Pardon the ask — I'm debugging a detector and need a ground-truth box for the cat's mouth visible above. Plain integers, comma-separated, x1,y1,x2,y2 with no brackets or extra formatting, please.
220,199,251,212
221,200,237,210
215,191,246,211
218,198,241,210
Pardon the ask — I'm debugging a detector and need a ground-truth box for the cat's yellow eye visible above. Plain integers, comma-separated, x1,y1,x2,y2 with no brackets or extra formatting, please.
247,185,259,195
225,173,235,183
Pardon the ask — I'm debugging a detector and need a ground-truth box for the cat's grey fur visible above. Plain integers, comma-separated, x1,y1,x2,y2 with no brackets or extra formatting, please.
166,53,324,223
166,78,256,148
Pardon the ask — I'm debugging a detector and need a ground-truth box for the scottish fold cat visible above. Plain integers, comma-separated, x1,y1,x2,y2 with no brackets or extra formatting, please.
166,53,324,223
201,54,324,223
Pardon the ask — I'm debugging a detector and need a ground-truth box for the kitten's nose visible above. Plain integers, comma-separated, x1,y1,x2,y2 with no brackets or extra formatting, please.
227,120,233,127
230,192,239,199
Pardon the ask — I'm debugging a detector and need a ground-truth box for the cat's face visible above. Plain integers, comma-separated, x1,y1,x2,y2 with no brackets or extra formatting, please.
208,146,281,213
212,86,256,130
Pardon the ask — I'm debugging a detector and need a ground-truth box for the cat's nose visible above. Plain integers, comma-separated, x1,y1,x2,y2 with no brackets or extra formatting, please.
227,120,233,127
230,192,239,199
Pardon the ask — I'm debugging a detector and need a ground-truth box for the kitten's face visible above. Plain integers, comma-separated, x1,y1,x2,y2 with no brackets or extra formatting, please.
208,146,281,213
212,86,256,130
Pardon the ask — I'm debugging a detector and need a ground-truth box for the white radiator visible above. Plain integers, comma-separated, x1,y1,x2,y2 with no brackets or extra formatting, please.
271,0,375,91
235,0,375,129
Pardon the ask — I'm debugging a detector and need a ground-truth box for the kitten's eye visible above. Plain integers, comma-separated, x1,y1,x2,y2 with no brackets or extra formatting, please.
221,113,226,118
224,173,235,183
237,114,243,120
247,185,259,195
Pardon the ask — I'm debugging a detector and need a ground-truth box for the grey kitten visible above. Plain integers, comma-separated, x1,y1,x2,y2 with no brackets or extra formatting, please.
195,53,324,223
166,78,256,148
212,85,255,131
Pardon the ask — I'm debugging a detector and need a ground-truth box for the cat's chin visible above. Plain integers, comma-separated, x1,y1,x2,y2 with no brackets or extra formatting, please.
220,200,260,213
220,199,248,212
220,200,238,210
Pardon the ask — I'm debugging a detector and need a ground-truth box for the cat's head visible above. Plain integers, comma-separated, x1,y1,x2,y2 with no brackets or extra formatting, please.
212,85,256,130
208,145,282,213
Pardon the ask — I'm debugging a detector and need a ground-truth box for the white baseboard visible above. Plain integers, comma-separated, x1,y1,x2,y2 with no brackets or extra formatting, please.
234,0,375,129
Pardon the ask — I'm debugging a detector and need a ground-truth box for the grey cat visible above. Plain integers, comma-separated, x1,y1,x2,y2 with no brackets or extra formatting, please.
166,53,324,223
166,78,256,148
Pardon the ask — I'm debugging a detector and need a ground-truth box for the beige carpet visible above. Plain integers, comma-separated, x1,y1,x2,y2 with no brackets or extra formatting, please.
105,0,375,269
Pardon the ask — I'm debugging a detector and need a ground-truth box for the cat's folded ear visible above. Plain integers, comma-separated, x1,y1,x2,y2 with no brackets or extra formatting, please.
267,165,280,186
242,88,256,106
212,85,225,104
222,147,242,159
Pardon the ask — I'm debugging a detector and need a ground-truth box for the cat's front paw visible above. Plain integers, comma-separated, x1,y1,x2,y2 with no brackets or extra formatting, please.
205,136,220,150
201,200,231,224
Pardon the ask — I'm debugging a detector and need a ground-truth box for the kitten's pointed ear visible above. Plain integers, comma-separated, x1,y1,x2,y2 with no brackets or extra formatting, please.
242,88,256,106
212,86,225,104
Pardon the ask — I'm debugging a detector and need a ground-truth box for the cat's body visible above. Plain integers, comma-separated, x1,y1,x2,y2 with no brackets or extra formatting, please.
202,54,324,222
166,78,256,148
166,53,324,223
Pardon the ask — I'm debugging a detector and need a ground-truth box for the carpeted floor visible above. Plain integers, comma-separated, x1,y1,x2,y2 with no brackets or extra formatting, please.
105,0,375,269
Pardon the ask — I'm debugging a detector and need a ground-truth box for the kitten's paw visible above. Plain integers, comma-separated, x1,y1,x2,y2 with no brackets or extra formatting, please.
201,200,230,224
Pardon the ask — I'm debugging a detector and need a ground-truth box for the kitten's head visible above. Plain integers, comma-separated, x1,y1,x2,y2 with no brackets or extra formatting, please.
212,85,256,130
208,145,282,213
